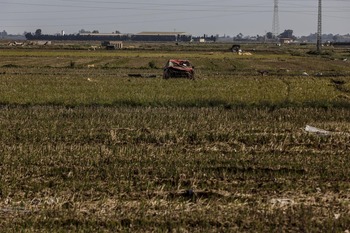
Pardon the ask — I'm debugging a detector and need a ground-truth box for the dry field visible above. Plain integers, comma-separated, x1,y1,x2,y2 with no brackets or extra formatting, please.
1,42,350,232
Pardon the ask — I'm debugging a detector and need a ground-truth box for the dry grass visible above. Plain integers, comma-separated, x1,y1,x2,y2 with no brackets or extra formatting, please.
1,107,350,232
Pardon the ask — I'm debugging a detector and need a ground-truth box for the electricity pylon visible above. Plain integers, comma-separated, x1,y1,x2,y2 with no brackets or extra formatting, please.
272,0,279,38
317,0,322,52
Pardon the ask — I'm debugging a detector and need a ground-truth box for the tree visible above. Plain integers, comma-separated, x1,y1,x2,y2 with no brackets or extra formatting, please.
279,29,295,39
79,29,90,34
35,29,42,36
25,32,34,40
266,32,274,39
92,30,99,34
333,34,340,42
236,33,243,39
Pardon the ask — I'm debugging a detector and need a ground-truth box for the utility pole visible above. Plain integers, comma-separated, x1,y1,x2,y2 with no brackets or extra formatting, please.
272,0,279,38
317,0,322,52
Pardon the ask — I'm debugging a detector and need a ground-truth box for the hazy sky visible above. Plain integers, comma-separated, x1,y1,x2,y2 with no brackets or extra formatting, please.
1,0,349,36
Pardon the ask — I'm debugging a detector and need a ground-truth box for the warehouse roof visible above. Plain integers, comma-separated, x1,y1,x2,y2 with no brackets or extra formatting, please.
136,32,190,36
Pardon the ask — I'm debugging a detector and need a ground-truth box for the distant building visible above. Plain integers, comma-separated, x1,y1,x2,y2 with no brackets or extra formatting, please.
132,32,192,42
77,32,130,41
25,31,192,42
336,35,350,42
101,41,123,49
79,32,126,37
279,38,293,44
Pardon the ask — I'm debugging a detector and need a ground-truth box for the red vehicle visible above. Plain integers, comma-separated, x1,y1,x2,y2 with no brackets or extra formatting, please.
163,59,195,79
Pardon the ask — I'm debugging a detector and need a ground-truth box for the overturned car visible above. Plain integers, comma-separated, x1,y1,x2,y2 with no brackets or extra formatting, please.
163,59,195,79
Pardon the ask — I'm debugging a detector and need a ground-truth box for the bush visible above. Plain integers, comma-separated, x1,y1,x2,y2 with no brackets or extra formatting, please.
148,60,157,69
307,49,334,56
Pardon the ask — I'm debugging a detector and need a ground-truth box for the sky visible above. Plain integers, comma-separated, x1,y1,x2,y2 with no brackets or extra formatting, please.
0,0,349,37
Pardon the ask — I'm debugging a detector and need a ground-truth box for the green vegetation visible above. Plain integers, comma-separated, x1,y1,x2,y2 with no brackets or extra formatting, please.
0,71,341,107
1,43,350,232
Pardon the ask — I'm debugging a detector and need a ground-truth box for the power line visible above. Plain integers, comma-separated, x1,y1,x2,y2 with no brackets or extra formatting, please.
0,0,349,12
0,0,349,34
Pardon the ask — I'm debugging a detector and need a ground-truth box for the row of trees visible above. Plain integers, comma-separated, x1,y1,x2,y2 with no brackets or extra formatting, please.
78,29,121,34
25,28,127,41
32,29,121,36
11,28,350,43
233,29,296,41
25,33,130,41
25,29,193,42
233,30,350,43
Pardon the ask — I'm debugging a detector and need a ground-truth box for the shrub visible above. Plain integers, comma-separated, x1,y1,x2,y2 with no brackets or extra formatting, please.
148,60,157,69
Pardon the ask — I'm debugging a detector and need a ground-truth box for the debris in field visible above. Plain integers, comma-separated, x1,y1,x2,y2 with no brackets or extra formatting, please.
163,59,194,79
87,64,95,68
270,198,295,207
87,78,97,82
8,41,24,46
257,70,269,76
305,125,331,136
230,44,241,53
106,45,116,50
238,51,252,56
302,72,309,76
88,46,98,51
305,125,350,136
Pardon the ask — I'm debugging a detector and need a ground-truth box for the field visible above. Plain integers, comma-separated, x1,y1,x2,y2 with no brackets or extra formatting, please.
1,42,350,232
